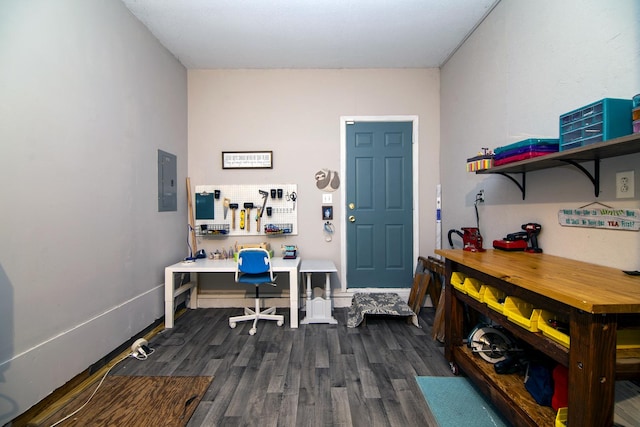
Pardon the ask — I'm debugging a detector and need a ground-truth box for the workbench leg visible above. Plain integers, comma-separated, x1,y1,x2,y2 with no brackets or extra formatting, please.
444,259,464,363
568,309,616,427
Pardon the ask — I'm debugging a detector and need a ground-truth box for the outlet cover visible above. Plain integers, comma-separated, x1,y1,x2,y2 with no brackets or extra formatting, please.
616,171,635,198
322,193,332,204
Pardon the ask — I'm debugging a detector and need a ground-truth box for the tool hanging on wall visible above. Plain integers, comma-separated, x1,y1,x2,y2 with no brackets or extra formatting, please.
287,191,297,210
258,190,268,216
323,221,334,242
240,209,245,230
244,202,254,231
257,190,268,233
256,208,262,232
223,198,230,219
229,203,238,229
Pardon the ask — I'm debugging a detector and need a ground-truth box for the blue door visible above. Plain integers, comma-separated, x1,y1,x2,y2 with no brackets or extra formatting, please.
346,121,413,288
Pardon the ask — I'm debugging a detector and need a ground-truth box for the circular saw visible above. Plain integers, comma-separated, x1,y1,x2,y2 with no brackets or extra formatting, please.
467,325,514,364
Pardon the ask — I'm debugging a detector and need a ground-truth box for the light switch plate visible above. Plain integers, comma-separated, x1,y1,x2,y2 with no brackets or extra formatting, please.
322,193,332,203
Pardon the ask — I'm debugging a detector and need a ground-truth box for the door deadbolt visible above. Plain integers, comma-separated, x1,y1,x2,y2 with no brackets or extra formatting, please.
348,203,355,210
349,215,356,223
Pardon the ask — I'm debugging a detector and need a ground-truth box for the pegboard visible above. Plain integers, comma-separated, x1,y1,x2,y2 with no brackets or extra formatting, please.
194,184,298,237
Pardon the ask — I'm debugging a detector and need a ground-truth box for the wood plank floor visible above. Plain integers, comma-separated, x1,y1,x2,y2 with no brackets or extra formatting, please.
111,307,453,426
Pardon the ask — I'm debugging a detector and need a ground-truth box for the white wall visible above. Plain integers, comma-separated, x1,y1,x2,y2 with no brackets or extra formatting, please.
441,0,640,269
0,1,187,423
188,69,441,294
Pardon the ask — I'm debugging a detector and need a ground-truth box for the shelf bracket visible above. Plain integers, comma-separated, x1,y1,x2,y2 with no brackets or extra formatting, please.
495,172,526,200
558,159,600,197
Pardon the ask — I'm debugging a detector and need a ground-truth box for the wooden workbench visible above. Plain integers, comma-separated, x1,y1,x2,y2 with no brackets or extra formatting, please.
435,249,640,427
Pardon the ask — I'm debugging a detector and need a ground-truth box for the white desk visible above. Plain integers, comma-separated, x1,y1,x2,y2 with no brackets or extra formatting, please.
300,259,338,324
164,257,301,329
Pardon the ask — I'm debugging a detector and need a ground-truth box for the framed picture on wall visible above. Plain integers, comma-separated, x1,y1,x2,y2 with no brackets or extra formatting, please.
322,206,333,220
222,151,273,169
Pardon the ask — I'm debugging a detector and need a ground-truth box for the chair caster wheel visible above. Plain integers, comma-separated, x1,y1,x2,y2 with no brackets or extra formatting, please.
277,320,284,327
249,328,257,336
229,322,237,329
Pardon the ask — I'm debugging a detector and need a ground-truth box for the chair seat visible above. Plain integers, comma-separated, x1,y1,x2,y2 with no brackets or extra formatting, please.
237,272,277,285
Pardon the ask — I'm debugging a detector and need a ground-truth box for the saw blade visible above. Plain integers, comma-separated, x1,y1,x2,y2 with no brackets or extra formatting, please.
469,327,513,363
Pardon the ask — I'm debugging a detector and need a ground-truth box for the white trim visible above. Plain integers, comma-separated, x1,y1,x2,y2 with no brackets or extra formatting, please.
0,284,164,367
0,285,165,420
339,115,420,292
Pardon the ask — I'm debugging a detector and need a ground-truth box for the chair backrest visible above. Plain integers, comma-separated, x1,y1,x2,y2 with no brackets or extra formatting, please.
235,248,275,282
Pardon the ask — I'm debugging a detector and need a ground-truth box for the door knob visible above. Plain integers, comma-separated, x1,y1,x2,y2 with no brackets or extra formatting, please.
349,215,356,223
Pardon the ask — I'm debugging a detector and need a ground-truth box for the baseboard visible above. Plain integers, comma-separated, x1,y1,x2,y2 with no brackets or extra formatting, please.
1,285,165,426
196,287,433,309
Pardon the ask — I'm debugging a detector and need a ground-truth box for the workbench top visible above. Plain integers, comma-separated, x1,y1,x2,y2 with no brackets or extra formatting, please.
435,249,640,314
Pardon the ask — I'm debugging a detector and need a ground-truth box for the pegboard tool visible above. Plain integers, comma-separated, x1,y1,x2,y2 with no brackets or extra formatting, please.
256,208,262,232
223,198,230,219
230,203,238,229
244,202,254,231
258,190,268,217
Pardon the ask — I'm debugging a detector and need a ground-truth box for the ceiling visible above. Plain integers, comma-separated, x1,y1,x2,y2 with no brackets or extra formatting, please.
121,0,499,69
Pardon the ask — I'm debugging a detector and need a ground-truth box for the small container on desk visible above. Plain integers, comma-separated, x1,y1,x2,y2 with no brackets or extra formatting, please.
282,244,298,259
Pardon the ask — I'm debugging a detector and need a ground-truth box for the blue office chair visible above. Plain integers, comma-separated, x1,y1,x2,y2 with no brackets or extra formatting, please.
229,248,285,335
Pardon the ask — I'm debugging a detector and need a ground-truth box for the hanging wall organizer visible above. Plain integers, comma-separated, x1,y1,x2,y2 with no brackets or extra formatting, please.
194,183,298,237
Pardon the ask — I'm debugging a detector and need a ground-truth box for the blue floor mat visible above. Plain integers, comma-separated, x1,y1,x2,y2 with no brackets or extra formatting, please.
416,376,512,427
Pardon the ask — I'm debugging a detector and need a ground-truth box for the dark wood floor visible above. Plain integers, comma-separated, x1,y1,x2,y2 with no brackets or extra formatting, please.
111,307,453,426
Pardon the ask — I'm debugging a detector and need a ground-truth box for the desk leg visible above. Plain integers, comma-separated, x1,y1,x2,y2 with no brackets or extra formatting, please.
306,273,313,304
164,268,174,329
190,272,199,309
325,272,331,316
290,268,299,328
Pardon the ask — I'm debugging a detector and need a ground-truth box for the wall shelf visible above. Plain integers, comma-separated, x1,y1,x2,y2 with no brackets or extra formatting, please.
477,133,640,199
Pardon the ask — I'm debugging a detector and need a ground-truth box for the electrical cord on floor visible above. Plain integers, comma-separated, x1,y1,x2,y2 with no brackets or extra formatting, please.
48,345,154,427
132,346,155,361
